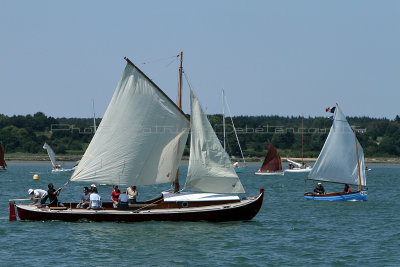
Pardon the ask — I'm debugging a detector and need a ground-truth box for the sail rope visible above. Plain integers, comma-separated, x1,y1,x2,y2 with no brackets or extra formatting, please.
224,94,246,164
139,55,179,66
130,186,174,212
46,180,70,206
183,70,194,91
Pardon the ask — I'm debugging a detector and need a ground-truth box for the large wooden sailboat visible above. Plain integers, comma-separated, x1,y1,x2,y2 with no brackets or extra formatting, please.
0,144,7,170
254,143,284,176
304,104,368,201
13,55,264,222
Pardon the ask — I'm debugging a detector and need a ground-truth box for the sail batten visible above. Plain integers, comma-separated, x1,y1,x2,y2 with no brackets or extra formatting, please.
307,105,366,186
185,90,245,193
70,62,189,186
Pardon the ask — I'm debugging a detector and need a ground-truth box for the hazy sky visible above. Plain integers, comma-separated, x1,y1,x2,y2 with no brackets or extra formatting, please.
1,0,399,119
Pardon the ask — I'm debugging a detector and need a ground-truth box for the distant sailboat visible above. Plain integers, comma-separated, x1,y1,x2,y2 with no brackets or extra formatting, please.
285,116,312,173
222,89,247,173
43,142,73,172
304,104,368,201
14,55,264,222
0,144,7,170
255,143,284,176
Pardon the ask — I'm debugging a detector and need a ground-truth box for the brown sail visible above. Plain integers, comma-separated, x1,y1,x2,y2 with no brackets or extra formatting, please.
260,143,282,171
0,144,7,169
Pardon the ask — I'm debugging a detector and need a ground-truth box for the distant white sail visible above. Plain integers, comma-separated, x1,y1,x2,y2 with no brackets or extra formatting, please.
43,142,57,167
287,159,302,168
308,105,366,186
71,62,189,186
185,90,245,193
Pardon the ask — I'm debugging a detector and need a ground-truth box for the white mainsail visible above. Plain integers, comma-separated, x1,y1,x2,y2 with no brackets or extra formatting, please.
71,61,189,186
43,142,57,167
308,104,366,186
185,90,245,193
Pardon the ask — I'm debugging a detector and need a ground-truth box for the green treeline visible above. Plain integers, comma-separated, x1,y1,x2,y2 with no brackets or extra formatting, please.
1,112,400,158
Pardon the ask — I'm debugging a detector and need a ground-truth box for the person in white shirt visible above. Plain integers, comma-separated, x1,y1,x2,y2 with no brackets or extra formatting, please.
126,185,138,204
28,188,48,205
88,187,102,209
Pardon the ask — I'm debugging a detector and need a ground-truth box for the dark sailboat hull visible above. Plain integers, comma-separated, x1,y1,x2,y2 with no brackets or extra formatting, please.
16,190,264,222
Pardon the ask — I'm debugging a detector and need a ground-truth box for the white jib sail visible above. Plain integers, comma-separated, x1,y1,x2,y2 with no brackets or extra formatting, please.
308,104,366,186
43,142,57,167
185,90,245,193
71,62,189,186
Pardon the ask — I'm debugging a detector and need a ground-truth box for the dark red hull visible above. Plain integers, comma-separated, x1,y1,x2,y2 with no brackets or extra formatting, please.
16,191,264,222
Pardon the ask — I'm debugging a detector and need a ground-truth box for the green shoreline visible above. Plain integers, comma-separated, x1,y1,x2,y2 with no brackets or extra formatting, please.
4,154,400,164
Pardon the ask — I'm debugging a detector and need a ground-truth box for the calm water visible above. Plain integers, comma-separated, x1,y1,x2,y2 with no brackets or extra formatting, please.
0,162,399,266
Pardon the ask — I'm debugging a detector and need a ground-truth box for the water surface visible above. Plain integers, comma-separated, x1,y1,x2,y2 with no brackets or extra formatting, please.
0,162,399,266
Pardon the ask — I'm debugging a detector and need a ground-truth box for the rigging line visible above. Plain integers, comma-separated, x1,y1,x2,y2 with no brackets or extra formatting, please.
133,198,164,212
165,57,177,68
139,55,179,65
183,70,194,91
224,94,246,164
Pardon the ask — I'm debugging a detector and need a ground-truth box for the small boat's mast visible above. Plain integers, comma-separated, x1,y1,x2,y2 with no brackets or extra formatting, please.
92,100,97,134
178,51,183,109
354,128,362,191
301,115,304,166
174,51,183,193
222,89,226,151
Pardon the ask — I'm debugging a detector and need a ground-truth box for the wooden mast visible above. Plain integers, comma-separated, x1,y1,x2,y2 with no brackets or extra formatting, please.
174,51,183,193
354,128,362,191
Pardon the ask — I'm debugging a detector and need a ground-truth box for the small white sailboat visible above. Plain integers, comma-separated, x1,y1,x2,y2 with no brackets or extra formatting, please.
43,142,73,172
222,89,247,173
285,116,312,173
304,104,368,201
285,159,312,173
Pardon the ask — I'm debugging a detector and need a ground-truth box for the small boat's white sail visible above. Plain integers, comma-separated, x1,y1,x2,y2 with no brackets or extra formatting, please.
71,62,189,186
287,159,302,168
185,90,245,193
308,104,366,186
222,89,247,167
43,142,57,167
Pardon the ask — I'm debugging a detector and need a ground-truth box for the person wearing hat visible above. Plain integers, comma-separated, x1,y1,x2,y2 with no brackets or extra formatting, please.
314,182,325,194
28,188,48,205
89,184,96,193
